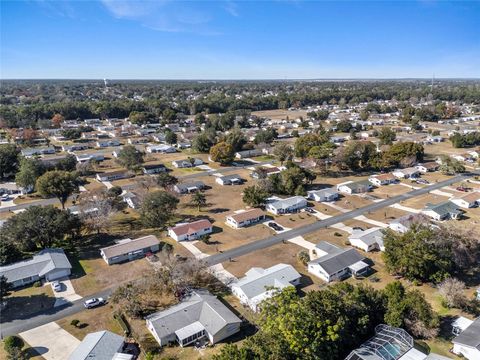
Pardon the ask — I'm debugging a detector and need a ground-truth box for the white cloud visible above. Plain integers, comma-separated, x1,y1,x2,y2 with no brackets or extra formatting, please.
223,1,239,17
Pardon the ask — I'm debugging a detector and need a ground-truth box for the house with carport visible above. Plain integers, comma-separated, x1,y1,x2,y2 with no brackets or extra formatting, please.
100,235,160,265
168,219,213,241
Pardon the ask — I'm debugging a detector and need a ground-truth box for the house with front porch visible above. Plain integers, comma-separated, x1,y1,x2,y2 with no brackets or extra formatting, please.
266,196,307,215
168,219,213,241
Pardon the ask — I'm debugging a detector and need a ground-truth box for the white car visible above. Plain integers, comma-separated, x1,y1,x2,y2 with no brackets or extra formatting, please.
0,194,10,201
51,281,62,292
84,297,106,309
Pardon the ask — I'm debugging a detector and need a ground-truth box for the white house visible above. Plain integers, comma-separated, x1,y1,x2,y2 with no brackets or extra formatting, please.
142,164,167,174
308,242,370,283
146,290,241,347
416,162,439,173
168,219,213,241
231,264,301,312
172,158,204,168
96,170,129,182
392,167,421,179
421,201,464,221
368,173,397,186
388,214,429,233
337,180,372,195
146,144,176,154
450,192,480,209
174,181,206,194
226,208,266,229
235,149,263,159
348,228,385,252
452,317,480,360
307,188,339,202
266,196,307,215
215,174,243,186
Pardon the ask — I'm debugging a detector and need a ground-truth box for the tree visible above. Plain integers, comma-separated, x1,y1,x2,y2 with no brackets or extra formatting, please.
336,141,377,171
0,236,23,265
294,133,329,158
242,185,268,207
438,155,465,175
61,128,82,140
191,191,207,211
225,128,247,151
2,205,81,251
165,130,177,145
336,119,353,132
210,141,235,165
15,157,44,192
3,335,24,355
438,278,467,309
36,170,79,209
140,191,179,228
55,154,77,172
273,143,293,165
116,145,144,172
156,172,178,190
51,113,65,128
192,130,216,153
360,110,370,121
128,111,156,125
0,275,11,303
378,127,396,145
297,250,310,265
382,142,424,168
77,188,119,234
0,144,20,179
254,128,278,145
383,226,453,283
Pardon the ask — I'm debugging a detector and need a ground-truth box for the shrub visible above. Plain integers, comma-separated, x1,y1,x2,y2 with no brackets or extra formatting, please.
33,281,42,287
139,334,161,354
70,319,80,327
334,232,342,237
113,312,131,336
297,250,310,266
3,335,24,353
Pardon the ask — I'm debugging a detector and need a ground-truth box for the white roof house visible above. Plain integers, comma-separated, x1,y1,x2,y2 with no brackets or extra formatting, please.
68,330,131,360
421,201,464,221
337,180,372,195
307,188,339,202
392,167,421,179
146,144,176,153
452,317,480,360
231,264,301,312
266,196,307,215
146,290,241,347
348,227,385,252
450,192,480,209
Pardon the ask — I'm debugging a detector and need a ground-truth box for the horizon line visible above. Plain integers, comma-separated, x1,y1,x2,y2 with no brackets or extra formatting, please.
1,77,480,81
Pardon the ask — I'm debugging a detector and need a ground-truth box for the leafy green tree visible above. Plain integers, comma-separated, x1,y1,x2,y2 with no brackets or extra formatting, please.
294,133,329,158
212,344,255,360
273,142,293,165
308,142,336,161
191,191,207,211
128,111,156,125
0,236,23,265
15,157,44,192
156,172,178,190
225,128,247,151
0,275,12,303
55,154,78,171
192,130,216,153
140,191,179,228
360,109,370,121
242,185,268,207
254,128,278,145
36,170,79,209
116,145,144,172
381,142,424,168
210,141,235,165
438,155,465,175
336,119,353,132
3,335,24,354
0,144,20,179
383,226,453,283
2,205,81,251
336,141,377,171
165,130,177,145
61,128,82,140
378,127,396,145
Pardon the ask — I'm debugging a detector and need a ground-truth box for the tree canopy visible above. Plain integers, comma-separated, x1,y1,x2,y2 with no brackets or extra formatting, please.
36,170,79,209
140,191,179,228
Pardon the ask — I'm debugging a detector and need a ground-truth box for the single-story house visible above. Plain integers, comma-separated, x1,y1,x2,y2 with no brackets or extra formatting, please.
452,316,474,336
231,264,301,312
146,144,176,153
75,152,105,163
421,201,464,221
452,317,480,360
250,166,283,179
388,214,429,233
450,192,480,209
143,164,167,174
96,139,121,148
392,167,421,179
172,158,204,168
122,191,141,209
337,180,372,195
368,173,397,186
266,196,308,215
128,137,149,145
21,146,56,157
0,248,72,288
348,227,385,252
100,235,160,265
307,241,370,283
426,135,444,143
307,188,339,202
416,162,439,173
235,149,262,159
215,174,243,186
96,170,130,182
62,144,89,152
68,330,132,360
174,181,206,194
168,219,213,241
226,208,266,229
146,289,241,347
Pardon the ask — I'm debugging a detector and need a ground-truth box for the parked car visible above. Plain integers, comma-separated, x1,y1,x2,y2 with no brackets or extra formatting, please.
456,186,469,192
51,281,62,292
268,222,284,231
84,297,106,309
352,227,364,231
305,208,316,214
416,179,429,184
0,194,10,201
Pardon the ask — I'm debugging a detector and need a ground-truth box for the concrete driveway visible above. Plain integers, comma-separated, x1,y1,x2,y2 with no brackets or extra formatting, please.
48,278,82,307
20,322,80,360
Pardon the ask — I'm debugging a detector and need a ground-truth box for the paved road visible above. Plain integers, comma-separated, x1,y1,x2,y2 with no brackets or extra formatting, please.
0,288,114,338
1,170,475,336
0,160,271,213
204,172,476,266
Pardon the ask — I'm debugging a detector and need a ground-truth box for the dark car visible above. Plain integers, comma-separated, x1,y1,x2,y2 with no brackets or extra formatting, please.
268,222,284,231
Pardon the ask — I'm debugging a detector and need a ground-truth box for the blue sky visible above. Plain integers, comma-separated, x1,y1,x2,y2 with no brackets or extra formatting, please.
1,1,479,79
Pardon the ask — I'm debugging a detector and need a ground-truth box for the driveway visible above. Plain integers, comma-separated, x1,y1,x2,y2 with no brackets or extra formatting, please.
20,322,80,360
48,278,82,307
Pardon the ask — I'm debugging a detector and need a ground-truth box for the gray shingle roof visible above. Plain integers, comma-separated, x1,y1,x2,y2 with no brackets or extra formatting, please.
453,317,480,350
0,248,72,283
146,290,241,340
68,330,127,360
309,246,364,275
424,201,463,216
268,196,307,211
100,235,159,259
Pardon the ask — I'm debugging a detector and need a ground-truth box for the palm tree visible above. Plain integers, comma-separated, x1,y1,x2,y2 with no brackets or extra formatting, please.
191,191,207,211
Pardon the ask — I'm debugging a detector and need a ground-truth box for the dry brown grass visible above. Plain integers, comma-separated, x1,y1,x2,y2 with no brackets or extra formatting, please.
274,212,317,229
2,285,55,322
